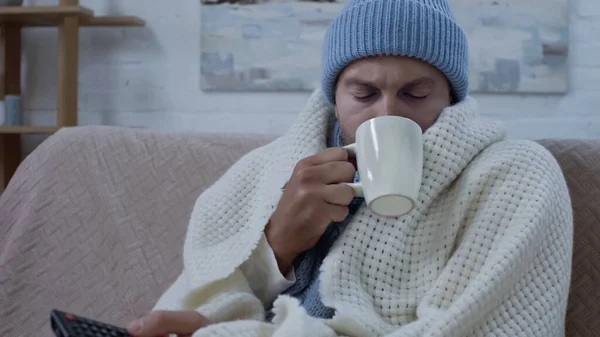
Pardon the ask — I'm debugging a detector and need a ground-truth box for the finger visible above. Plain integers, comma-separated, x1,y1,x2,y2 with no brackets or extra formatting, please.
128,310,210,337
348,156,358,170
321,183,355,206
325,203,350,223
313,161,356,184
306,147,349,166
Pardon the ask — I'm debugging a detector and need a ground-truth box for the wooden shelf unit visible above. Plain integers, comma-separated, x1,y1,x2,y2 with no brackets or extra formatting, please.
0,1,145,190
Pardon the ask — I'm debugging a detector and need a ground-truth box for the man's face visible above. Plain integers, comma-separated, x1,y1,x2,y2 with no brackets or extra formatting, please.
334,55,452,144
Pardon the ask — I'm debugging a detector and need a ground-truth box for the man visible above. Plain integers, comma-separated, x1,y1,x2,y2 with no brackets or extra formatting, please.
127,0,573,336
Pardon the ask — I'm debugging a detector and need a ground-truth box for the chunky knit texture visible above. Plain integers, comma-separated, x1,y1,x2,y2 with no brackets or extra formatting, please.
321,0,469,105
267,195,362,321
153,89,573,337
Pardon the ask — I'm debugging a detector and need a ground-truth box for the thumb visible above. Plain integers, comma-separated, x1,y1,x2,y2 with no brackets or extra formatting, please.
128,310,210,337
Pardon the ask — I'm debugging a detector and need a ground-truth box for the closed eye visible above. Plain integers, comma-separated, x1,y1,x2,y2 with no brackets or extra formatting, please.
354,92,376,102
404,93,428,100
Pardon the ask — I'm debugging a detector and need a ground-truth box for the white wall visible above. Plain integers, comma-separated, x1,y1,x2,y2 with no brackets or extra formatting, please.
19,0,600,151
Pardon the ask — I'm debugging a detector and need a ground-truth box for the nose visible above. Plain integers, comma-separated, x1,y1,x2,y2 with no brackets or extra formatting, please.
375,94,407,118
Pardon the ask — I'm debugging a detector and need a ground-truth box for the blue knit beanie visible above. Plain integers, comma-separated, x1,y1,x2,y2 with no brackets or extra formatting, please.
321,0,469,105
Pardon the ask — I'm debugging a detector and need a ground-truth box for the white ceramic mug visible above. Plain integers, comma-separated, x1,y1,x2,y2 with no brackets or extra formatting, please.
343,116,423,217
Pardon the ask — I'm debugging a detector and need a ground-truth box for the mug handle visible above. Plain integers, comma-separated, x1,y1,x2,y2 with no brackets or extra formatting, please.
343,143,363,197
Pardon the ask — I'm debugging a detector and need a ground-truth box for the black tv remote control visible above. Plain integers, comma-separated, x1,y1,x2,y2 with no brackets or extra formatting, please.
50,309,132,337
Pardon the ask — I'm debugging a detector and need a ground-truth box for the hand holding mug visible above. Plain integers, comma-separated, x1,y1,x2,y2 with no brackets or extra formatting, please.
266,116,423,274
265,147,356,274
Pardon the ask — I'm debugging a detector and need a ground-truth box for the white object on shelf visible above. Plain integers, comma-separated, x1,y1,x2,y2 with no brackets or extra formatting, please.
4,95,21,125
0,100,5,125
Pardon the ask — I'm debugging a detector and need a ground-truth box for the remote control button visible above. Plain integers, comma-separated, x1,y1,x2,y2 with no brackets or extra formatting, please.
65,314,74,320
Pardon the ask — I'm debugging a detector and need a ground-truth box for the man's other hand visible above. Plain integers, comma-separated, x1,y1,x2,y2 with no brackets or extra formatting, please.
127,310,211,337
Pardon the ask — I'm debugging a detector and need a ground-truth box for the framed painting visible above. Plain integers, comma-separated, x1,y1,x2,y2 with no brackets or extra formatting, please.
200,0,569,94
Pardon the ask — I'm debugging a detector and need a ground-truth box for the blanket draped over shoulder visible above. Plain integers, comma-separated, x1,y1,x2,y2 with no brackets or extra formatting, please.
153,89,573,337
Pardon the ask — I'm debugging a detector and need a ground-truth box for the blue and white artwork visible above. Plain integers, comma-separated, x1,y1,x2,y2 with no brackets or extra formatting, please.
200,0,569,94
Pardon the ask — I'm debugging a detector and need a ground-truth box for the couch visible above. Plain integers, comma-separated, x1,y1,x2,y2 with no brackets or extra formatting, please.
0,126,598,337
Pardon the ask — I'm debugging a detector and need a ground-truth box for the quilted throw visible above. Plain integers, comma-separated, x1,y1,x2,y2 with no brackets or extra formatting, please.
152,89,574,337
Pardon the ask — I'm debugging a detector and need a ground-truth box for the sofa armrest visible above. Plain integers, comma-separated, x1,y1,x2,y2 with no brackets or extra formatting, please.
538,139,600,337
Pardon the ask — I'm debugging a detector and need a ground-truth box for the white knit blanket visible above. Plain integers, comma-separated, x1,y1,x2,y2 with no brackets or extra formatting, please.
153,89,573,337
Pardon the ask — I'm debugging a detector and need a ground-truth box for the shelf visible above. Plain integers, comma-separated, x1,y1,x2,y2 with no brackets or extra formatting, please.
0,126,60,134
82,16,145,27
0,6,92,26
0,6,145,27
